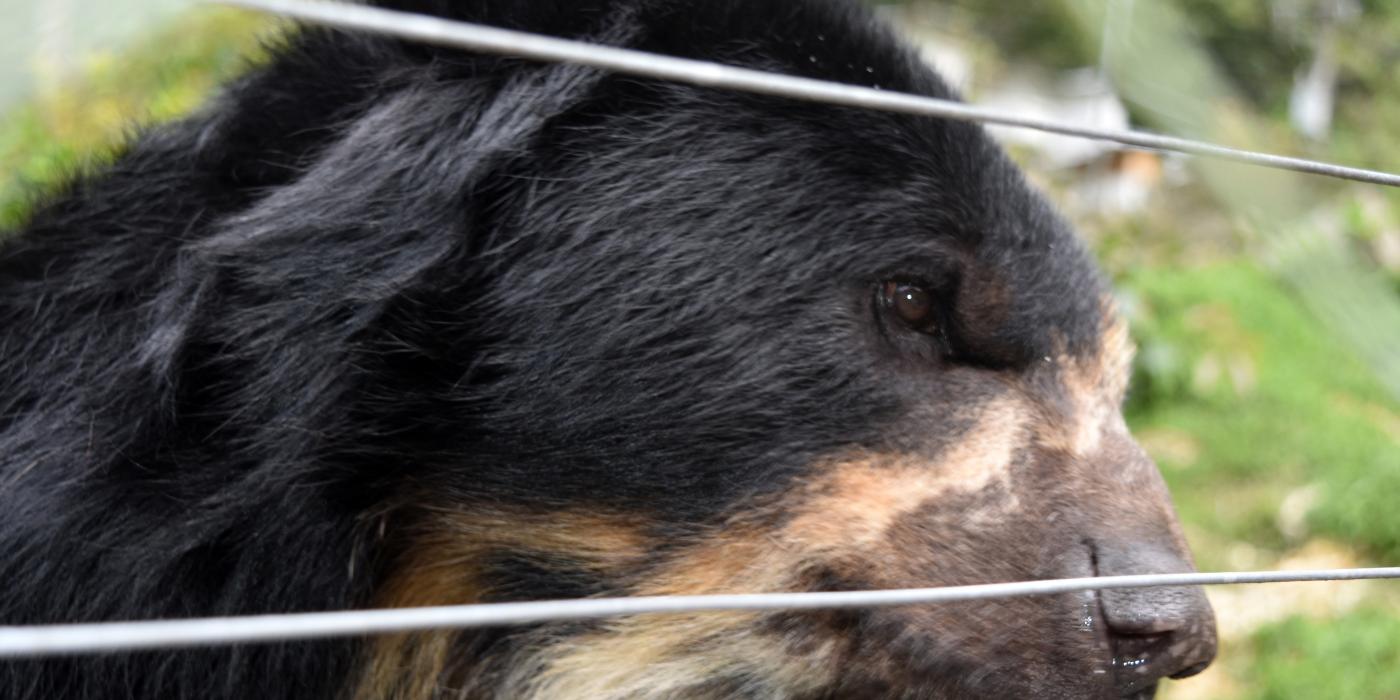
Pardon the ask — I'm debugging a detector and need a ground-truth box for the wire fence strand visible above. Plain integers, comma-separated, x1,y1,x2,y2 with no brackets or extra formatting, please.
3,567,1398,657
3,0,1395,664
216,0,1400,189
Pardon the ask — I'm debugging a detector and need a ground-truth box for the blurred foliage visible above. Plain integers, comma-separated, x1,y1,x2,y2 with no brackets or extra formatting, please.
0,8,272,230
938,0,1400,171
1244,610,1400,699
1119,263,1400,562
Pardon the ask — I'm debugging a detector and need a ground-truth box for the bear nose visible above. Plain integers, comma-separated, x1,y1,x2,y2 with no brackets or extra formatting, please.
1096,544,1218,697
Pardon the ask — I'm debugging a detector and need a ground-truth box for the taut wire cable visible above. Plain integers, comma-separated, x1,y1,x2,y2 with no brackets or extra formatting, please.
4,0,1396,662
2,567,1398,656
215,0,1400,188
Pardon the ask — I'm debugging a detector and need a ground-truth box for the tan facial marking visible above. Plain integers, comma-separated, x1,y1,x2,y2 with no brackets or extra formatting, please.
507,609,831,699
358,357,1124,699
1043,297,1135,457
511,398,1031,699
784,396,1027,550
354,511,649,700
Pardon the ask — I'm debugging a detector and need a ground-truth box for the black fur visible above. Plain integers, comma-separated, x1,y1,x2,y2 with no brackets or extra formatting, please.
0,1,1192,698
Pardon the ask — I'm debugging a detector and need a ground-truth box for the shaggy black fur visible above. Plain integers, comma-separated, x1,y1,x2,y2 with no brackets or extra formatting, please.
0,1,1154,698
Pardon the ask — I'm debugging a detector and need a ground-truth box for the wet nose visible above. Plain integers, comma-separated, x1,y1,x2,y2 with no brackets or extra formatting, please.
1097,543,1218,697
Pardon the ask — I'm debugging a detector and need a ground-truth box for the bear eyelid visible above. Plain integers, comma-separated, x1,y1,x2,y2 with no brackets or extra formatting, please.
874,279,964,370
879,279,941,335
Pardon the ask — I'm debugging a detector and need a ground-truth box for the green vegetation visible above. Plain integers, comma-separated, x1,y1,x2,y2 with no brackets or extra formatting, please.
1122,263,1400,564
2,3,1397,698
1246,610,1400,699
0,8,271,229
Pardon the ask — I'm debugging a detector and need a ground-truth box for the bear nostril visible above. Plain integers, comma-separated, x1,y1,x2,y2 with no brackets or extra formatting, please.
1091,544,1219,693
1108,625,1217,695
1100,581,1218,694
1100,583,1207,636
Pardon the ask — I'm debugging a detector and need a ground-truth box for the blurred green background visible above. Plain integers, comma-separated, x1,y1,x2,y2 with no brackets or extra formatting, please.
1,1,1397,697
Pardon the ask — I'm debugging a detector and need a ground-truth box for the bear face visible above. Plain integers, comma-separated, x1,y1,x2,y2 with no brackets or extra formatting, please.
0,1,1216,698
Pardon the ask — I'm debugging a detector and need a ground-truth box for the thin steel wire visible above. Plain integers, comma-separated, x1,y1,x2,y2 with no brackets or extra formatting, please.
4,0,1393,663
3,567,1398,657
216,0,1400,188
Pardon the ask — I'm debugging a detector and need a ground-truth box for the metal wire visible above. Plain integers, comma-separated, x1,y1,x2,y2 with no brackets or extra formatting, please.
215,0,1400,189
3,567,1398,657
2,0,1394,663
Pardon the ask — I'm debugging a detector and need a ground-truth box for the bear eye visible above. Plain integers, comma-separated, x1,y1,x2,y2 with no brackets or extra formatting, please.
881,280,938,332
